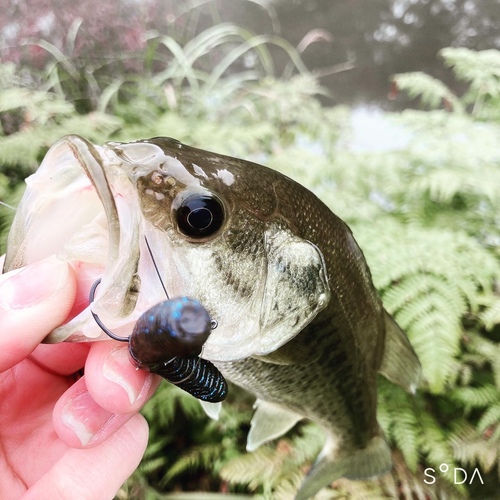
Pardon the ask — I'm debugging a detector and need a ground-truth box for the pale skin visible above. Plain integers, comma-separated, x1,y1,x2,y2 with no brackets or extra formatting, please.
0,255,161,500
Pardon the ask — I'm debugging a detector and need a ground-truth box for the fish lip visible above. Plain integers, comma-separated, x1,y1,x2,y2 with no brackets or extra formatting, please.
62,135,121,263
63,136,145,325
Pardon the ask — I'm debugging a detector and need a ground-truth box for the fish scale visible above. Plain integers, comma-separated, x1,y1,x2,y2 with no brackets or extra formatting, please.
218,304,376,448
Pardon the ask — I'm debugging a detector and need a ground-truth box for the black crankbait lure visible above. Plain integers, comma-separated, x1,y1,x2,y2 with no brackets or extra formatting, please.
89,238,228,403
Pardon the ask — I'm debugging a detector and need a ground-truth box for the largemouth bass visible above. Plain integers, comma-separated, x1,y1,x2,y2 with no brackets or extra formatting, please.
3,135,421,499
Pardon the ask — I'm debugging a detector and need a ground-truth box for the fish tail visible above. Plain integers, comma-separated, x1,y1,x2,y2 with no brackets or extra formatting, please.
294,433,392,500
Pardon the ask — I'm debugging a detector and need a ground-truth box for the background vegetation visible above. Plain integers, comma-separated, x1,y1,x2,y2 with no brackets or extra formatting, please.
1,2,500,499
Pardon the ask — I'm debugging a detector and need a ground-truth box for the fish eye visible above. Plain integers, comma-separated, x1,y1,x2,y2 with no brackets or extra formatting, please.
176,194,224,238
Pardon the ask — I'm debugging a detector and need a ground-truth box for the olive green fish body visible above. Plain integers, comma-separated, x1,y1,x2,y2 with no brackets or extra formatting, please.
4,136,421,499
162,140,419,498
216,179,385,449
219,306,381,447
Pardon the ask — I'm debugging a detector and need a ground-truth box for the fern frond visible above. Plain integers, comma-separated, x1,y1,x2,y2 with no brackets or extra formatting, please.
481,297,500,330
392,72,461,110
418,412,456,471
478,403,500,434
289,423,324,465
219,447,282,490
451,385,500,410
377,381,420,472
383,274,465,316
162,444,222,485
450,421,499,473
441,48,500,99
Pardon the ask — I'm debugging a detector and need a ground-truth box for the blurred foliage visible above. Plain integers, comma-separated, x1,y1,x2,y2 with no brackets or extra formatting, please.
1,5,500,499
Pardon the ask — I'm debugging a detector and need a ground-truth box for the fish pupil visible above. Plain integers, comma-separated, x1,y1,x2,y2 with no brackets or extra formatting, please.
188,207,213,230
176,194,224,238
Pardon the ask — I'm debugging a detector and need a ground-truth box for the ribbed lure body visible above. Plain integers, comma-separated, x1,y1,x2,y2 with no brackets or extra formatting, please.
150,357,228,402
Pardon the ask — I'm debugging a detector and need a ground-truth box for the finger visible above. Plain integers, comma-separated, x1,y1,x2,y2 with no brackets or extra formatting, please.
65,261,104,322
0,256,77,373
29,342,91,376
53,377,138,449
85,341,160,414
22,413,148,500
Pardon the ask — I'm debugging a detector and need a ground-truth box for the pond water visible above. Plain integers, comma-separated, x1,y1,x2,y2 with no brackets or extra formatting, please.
224,0,500,110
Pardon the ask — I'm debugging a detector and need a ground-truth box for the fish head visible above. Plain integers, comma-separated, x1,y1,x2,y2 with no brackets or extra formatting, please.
4,135,331,362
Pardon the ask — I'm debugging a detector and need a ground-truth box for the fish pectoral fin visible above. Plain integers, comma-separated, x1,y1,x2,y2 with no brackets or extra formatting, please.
295,435,392,500
379,310,422,394
246,400,302,452
199,400,222,421
252,333,320,366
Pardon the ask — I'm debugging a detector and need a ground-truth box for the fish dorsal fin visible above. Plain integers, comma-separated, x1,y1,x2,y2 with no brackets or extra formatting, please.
246,400,303,452
379,310,421,394
295,435,392,500
199,400,222,421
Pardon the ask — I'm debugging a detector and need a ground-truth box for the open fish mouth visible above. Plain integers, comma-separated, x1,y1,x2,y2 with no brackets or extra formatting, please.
4,135,149,344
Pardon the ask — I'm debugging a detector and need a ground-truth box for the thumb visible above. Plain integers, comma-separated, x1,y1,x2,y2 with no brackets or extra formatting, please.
0,256,77,373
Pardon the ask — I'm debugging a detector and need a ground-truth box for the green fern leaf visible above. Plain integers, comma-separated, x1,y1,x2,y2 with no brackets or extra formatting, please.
392,72,461,110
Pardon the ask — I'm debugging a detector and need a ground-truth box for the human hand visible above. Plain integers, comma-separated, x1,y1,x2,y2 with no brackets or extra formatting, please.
0,255,161,500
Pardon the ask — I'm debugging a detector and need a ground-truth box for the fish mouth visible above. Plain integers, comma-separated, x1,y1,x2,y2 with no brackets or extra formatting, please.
46,135,159,343
36,136,258,358
2,134,146,343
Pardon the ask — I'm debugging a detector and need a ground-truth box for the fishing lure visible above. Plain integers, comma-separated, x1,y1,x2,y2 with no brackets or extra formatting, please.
89,238,228,403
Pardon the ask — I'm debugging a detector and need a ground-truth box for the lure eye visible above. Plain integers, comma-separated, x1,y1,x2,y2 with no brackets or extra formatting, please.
176,194,224,238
